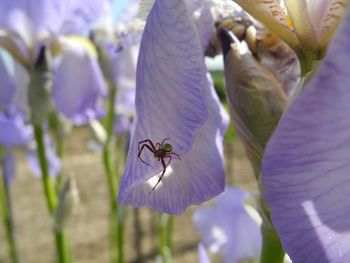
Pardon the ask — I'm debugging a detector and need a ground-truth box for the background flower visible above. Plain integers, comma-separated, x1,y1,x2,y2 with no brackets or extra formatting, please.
193,187,262,263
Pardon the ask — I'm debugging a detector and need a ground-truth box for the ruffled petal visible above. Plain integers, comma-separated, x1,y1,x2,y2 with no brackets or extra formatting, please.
53,37,107,125
192,188,262,263
262,9,350,263
118,0,227,214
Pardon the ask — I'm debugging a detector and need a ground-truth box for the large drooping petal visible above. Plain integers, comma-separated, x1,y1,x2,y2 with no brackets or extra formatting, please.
118,0,228,214
53,37,107,125
192,188,262,263
262,9,350,263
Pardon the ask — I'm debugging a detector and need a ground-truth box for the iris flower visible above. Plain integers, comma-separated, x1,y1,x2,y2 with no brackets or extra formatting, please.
119,0,350,261
118,0,229,214
262,5,350,263
0,0,107,125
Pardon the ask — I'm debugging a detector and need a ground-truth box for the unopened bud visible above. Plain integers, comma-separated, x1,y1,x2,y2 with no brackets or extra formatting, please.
54,176,80,232
28,47,53,125
220,29,288,176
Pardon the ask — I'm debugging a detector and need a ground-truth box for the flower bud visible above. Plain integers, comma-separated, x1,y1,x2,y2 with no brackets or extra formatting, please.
28,47,53,125
220,30,288,176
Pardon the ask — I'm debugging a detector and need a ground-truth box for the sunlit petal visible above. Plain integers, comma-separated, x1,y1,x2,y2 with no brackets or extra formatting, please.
198,243,211,263
263,9,350,262
53,37,107,125
193,188,262,263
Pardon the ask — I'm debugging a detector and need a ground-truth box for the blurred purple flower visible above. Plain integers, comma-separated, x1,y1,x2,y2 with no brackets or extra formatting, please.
0,0,104,66
53,37,107,125
193,187,262,263
0,0,107,125
0,108,33,147
118,0,229,214
112,45,138,135
262,7,350,263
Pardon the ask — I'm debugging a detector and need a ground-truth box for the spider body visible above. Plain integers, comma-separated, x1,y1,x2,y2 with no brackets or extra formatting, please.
138,138,180,192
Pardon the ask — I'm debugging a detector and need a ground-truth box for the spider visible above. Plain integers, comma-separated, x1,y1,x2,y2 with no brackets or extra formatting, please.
138,138,181,192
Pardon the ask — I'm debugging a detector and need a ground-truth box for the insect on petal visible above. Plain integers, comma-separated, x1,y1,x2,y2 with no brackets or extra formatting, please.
262,8,350,263
118,0,227,214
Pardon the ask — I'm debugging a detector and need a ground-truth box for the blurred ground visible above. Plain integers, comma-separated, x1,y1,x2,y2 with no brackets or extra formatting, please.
0,127,256,263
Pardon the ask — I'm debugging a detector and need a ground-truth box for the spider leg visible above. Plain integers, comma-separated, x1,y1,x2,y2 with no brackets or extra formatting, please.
170,152,181,160
156,143,161,149
138,144,155,166
161,138,170,146
165,155,172,167
138,139,156,151
150,157,169,193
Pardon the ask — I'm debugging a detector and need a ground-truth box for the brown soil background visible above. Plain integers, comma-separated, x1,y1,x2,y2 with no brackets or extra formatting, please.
0,127,256,263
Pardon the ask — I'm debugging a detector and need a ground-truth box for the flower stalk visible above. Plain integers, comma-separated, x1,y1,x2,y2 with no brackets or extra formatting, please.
102,83,125,263
34,125,72,263
157,213,173,263
30,47,72,263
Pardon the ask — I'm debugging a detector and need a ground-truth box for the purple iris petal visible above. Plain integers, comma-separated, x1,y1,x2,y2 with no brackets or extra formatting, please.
118,0,227,214
2,152,15,185
198,243,211,263
53,38,107,125
262,10,350,263
193,188,262,263
0,110,32,147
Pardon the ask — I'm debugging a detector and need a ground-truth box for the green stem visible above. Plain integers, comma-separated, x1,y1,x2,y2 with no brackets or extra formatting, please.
34,125,71,263
34,125,57,214
55,230,72,263
0,148,20,263
157,213,172,263
296,48,324,77
102,84,125,263
260,219,285,263
166,216,174,255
